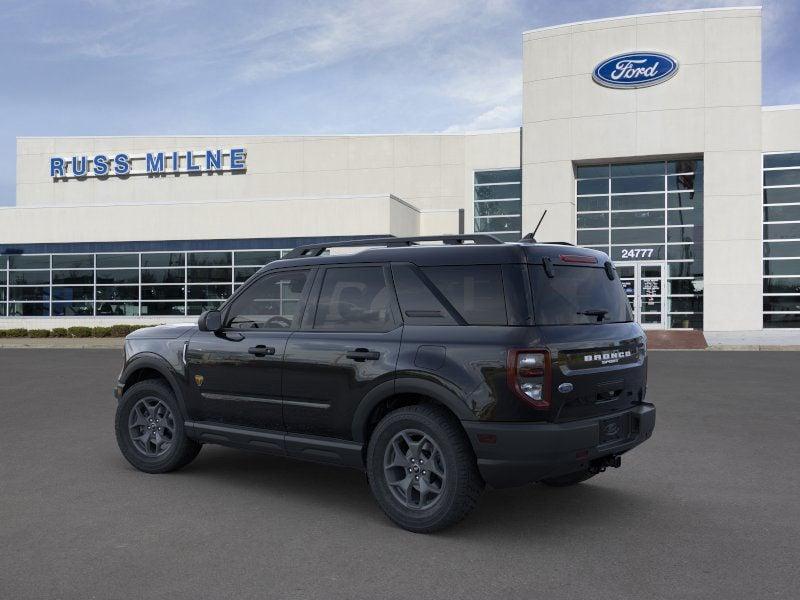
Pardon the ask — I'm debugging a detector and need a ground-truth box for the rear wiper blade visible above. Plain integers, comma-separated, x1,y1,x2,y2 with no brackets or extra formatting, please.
577,309,608,322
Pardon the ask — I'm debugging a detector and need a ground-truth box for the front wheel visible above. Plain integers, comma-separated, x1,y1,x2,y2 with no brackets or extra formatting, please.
367,405,484,533
115,379,201,473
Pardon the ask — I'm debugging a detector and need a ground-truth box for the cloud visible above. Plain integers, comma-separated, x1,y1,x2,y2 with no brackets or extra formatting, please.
443,103,521,132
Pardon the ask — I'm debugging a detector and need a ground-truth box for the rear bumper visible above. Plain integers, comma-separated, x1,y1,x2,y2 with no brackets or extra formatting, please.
462,403,655,488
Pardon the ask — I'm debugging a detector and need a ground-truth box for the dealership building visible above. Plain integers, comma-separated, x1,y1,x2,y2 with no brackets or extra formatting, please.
1,5,799,336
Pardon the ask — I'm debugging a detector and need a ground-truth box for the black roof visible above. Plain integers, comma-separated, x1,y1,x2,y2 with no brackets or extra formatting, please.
269,235,610,269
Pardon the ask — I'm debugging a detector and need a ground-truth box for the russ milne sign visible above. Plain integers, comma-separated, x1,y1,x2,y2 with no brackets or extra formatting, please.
49,148,246,179
593,52,678,89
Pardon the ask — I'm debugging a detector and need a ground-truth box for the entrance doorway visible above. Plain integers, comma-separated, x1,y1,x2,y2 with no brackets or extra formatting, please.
616,262,666,329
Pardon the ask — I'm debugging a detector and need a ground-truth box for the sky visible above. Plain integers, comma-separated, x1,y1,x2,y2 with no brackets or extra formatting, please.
1,0,799,206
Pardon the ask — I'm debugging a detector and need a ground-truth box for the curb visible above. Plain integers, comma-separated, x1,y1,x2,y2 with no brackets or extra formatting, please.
0,339,125,349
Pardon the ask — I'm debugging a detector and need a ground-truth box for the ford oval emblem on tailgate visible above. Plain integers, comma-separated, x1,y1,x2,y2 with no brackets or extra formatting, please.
558,382,574,393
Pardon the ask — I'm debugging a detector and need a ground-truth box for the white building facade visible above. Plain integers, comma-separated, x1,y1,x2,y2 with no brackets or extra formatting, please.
2,6,799,335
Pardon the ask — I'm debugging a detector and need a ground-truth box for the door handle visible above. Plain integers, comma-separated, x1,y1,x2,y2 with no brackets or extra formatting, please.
248,345,276,357
346,349,380,362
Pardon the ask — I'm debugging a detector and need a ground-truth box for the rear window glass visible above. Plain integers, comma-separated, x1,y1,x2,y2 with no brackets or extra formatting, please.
421,265,507,325
529,265,632,325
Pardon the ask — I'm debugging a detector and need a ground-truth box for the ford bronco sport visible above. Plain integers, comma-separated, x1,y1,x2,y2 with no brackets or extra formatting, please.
114,235,655,532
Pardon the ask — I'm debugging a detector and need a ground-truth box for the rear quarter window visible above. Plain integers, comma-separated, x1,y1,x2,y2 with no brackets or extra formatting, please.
421,265,507,325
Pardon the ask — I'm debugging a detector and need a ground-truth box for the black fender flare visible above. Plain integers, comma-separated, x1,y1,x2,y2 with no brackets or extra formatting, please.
350,376,472,443
119,353,189,418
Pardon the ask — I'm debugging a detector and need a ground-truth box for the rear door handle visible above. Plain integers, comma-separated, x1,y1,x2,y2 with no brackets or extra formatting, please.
248,345,276,357
346,349,380,362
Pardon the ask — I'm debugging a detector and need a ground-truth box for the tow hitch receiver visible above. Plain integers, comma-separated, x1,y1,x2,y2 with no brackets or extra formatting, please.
590,455,622,474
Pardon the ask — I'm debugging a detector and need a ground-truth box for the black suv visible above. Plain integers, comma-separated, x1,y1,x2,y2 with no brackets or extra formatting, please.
114,235,655,532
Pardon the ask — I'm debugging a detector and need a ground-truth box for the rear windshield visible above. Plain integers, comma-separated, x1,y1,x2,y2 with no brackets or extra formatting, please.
529,264,632,325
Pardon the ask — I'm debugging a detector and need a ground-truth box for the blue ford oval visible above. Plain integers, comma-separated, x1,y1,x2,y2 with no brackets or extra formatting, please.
593,52,678,89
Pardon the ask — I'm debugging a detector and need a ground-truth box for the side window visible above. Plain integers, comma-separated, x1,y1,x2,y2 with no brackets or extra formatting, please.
226,270,309,330
391,264,457,325
313,266,395,332
421,265,508,325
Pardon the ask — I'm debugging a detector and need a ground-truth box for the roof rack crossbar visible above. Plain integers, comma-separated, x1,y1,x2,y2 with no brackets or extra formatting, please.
284,234,504,259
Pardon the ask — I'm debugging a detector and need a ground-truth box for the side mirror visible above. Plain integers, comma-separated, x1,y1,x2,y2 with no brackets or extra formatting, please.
198,310,223,332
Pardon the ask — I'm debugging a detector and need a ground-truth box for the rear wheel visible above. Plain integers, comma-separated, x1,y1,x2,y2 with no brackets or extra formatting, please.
540,469,596,487
367,405,483,533
115,379,201,473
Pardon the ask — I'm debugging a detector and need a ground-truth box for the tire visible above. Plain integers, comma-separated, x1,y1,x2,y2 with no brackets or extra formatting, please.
115,379,201,474
540,469,596,487
367,404,484,533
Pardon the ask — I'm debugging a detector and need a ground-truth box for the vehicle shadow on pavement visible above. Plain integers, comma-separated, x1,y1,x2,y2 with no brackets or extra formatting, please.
160,445,656,537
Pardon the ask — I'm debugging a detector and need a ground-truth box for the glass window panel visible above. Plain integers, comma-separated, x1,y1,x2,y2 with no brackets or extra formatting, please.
611,228,664,244
669,314,703,329
577,196,608,212
228,270,309,330
187,301,224,315
140,253,184,268
577,230,609,245
187,284,232,300
423,265,507,326
764,170,800,186
611,162,663,177
763,278,800,294
9,255,49,269
764,223,800,240
0,288,5,301
52,286,93,301
0,255,6,269
141,302,186,316
764,259,800,276
577,213,609,229
667,174,699,191
8,302,49,316
764,314,800,327
474,170,520,184
96,253,138,268
763,188,800,205
96,302,139,316
667,227,694,243
52,254,93,269
667,160,701,174
763,241,800,258
669,297,703,312
764,205,800,223
52,302,94,316
668,209,699,226
52,270,93,284
141,285,185,300
576,165,608,179
667,245,696,261
611,176,663,194
474,184,521,200
577,179,608,195
10,287,50,301
670,279,704,295
474,216,521,233
312,267,395,331
669,262,696,277
764,153,800,168
616,265,635,278
187,267,232,283
96,269,138,284
141,268,185,284
233,251,281,266
474,200,521,217
491,232,522,242
611,194,664,210
9,271,50,285
763,296,800,312
667,191,703,209
0,304,5,316
96,286,139,301
235,267,260,283
611,210,664,228
188,251,231,267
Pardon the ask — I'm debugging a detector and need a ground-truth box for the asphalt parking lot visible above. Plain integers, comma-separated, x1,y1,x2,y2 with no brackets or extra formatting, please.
1,349,798,600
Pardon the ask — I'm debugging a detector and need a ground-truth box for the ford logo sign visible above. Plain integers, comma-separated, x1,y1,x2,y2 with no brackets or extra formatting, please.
593,52,678,89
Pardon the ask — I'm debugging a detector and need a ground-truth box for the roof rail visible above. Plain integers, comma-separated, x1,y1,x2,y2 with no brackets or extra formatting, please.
284,234,504,259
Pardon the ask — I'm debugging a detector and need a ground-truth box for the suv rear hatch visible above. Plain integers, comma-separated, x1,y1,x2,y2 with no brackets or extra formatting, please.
528,256,647,423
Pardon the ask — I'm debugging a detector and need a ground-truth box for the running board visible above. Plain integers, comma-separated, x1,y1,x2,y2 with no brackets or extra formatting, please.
185,421,364,469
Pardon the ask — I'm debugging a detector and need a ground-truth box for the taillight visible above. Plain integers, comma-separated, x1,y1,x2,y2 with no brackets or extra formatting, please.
507,349,551,409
